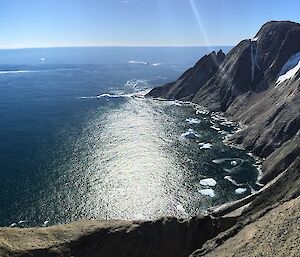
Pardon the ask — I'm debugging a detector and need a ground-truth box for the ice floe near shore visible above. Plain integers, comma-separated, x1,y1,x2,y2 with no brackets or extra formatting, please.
185,118,201,124
199,189,215,197
235,188,247,194
199,142,212,149
181,129,199,139
224,176,244,187
200,178,217,187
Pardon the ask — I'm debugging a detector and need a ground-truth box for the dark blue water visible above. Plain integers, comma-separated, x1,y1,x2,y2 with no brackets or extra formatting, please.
0,46,260,227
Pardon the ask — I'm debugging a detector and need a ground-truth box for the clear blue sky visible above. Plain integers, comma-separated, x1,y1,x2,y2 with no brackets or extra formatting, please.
0,0,299,48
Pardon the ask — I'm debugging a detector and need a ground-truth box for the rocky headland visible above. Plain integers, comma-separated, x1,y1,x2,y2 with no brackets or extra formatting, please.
1,20,299,257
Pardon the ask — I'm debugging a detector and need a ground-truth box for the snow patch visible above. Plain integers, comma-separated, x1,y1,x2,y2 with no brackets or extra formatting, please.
276,52,300,85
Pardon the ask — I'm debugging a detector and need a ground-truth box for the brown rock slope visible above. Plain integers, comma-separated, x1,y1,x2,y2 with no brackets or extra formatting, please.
0,216,236,257
192,194,300,257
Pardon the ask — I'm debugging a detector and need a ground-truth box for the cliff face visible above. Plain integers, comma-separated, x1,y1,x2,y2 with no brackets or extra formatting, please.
147,20,300,256
1,21,300,257
148,20,300,185
0,216,236,257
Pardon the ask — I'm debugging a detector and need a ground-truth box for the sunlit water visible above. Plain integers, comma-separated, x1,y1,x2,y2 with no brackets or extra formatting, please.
0,47,260,227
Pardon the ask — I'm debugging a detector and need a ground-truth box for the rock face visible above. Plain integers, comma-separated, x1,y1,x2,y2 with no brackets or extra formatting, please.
1,20,300,257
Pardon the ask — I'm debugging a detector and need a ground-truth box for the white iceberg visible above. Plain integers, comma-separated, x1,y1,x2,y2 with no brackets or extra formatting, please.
181,129,199,139
235,188,247,194
200,178,217,187
199,189,215,197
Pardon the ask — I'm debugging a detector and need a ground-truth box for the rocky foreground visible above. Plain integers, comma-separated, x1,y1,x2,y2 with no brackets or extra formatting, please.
1,20,299,257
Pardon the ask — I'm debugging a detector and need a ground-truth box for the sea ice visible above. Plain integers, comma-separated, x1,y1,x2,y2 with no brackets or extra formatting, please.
199,189,215,197
196,109,209,115
235,188,247,194
185,118,201,124
210,125,221,131
181,129,199,139
199,142,212,149
200,178,217,187
43,220,49,227
224,176,244,187
231,160,238,166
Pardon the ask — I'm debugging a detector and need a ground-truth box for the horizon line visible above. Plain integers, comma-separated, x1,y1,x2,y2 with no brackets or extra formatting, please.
0,45,233,50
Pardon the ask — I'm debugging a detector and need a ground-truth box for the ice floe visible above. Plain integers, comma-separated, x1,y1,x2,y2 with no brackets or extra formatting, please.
210,125,221,131
181,129,199,139
185,118,201,124
199,189,215,197
196,109,209,115
200,178,217,187
212,158,243,165
199,142,212,149
231,160,238,166
43,220,49,227
224,176,244,187
235,188,247,194
220,121,235,127
128,60,149,65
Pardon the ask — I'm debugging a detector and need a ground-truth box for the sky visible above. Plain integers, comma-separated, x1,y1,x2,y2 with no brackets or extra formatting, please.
0,0,299,49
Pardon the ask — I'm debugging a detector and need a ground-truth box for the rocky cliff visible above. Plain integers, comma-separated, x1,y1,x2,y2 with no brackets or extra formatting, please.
1,20,299,257
149,20,300,256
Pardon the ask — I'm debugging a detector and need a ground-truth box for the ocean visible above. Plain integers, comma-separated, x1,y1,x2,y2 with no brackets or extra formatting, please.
0,46,260,227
